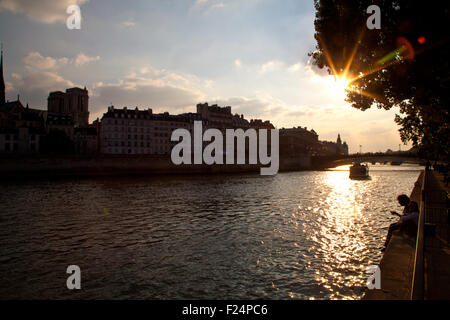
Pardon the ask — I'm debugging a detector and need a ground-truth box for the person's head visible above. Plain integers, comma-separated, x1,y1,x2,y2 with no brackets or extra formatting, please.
397,194,410,206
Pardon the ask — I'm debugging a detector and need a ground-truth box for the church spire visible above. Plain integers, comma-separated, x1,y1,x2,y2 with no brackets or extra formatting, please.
0,45,5,105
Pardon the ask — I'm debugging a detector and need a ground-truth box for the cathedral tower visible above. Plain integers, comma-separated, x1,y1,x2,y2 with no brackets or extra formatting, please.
0,48,5,105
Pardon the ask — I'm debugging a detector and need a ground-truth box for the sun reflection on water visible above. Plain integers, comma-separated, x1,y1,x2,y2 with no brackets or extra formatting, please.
307,166,371,299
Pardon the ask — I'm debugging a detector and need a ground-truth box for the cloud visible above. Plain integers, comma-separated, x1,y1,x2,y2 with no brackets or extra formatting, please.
259,60,285,74
218,96,271,117
91,84,200,114
194,0,225,11
286,107,317,117
4,80,14,94
194,0,210,5
7,51,99,107
287,63,302,73
23,52,69,70
303,56,330,77
0,0,89,24
23,52,100,70
10,71,74,107
121,21,136,28
74,53,100,66
10,53,209,118
216,95,295,122
191,0,260,14
12,71,73,91
193,0,260,12
89,65,210,118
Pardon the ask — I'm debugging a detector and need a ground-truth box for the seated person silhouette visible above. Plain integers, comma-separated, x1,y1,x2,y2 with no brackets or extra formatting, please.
382,194,419,252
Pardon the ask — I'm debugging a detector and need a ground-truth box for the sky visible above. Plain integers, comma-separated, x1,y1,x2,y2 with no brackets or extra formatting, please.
0,0,409,153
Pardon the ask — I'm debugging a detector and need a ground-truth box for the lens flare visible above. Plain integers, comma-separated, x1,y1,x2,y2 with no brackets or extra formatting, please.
396,37,415,60
376,37,415,65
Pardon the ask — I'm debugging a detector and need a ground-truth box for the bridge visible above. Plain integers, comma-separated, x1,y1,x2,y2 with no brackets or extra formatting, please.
311,153,425,169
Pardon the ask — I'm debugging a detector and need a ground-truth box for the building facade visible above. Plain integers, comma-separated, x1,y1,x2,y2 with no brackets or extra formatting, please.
46,112,74,140
74,126,99,155
319,134,349,156
48,87,89,127
100,106,203,155
196,103,233,129
0,97,46,154
279,126,320,156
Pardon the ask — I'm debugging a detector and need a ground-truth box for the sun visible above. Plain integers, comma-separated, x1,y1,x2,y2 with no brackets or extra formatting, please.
326,74,353,97
334,75,352,92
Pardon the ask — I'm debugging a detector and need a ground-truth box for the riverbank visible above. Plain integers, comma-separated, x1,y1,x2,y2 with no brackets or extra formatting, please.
0,154,311,179
362,171,423,299
363,169,450,299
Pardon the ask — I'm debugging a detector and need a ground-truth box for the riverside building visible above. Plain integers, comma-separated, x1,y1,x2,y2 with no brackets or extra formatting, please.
100,106,203,155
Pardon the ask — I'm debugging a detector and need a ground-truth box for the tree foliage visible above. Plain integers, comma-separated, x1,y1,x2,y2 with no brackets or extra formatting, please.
311,0,449,160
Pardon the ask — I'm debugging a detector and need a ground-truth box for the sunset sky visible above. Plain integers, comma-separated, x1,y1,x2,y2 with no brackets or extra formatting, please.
0,0,408,153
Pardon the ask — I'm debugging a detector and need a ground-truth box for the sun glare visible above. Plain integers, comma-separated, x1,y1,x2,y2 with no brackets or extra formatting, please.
334,76,351,92
326,74,352,97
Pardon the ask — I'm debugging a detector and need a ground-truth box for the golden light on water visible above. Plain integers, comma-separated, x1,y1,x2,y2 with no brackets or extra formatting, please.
309,166,369,299
323,166,364,232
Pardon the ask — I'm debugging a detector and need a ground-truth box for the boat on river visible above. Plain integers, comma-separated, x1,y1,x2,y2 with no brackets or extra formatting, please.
349,162,371,180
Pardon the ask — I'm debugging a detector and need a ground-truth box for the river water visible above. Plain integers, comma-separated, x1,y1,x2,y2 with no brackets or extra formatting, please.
0,164,422,299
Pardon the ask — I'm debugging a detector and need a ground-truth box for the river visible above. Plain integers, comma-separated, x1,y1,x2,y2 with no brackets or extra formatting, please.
0,164,423,299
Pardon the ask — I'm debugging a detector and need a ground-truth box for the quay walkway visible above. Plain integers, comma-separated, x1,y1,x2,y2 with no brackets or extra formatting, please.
364,169,450,299
424,170,450,299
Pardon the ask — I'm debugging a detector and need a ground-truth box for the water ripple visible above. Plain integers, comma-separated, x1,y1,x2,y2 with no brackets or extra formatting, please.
0,165,422,299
